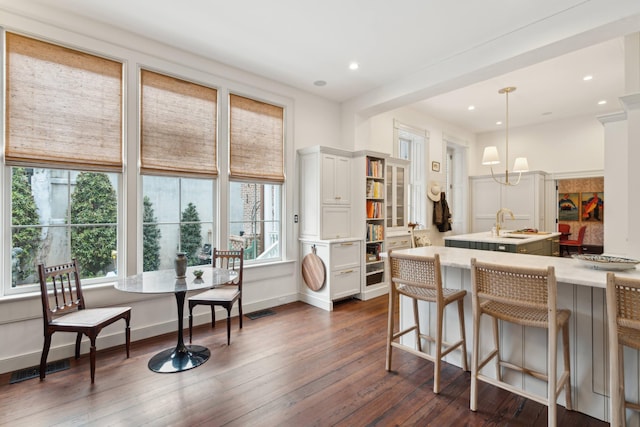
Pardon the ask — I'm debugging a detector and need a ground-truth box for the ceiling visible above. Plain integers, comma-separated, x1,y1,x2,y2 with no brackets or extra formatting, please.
2,0,640,134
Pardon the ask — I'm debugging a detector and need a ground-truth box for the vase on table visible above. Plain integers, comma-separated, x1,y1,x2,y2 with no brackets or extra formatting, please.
175,252,187,278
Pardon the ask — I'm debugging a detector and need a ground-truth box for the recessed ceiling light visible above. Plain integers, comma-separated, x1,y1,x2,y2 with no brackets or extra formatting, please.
349,62,359,70
313,80,327,87
496,121,502,125
598,100,607,105
583,75,593,81
468,105,475,111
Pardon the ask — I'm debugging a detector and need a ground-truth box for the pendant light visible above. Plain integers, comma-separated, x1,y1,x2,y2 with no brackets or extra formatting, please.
482,86,529,186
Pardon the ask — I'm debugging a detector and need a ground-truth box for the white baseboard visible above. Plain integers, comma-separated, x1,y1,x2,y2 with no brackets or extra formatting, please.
298,292,333,311
0,294,299,375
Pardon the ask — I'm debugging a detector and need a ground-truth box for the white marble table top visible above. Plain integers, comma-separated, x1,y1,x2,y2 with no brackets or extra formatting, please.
384,246,640,289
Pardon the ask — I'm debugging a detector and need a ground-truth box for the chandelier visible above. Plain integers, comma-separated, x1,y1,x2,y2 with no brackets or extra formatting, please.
482,86,529,186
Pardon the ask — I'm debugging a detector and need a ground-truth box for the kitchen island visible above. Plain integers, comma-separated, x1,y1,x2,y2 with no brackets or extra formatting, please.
444,230,561,256
384,245,640,425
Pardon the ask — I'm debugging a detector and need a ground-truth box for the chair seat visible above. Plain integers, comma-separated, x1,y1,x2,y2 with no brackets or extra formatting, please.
51,307,131,327
481,300,570,328
618,325,640,349
189,286,239,303
398,284,466,304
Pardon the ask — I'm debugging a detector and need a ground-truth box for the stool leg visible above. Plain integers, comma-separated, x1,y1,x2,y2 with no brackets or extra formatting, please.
470,308,481,411
562,321,573,411
548,327,558,426
412,298,422,352
492,317,501,381
457,298,468,371
433,302,443,394
385,287,396,371
620,344,627,427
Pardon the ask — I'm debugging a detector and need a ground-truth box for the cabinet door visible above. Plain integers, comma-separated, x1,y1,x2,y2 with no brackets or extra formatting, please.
385,161,409,231
470,177,502,232
334,156,351,204
322,154,351,205
321,206,351,239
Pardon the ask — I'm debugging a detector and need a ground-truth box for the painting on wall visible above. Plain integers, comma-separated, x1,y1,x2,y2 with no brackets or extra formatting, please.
581,192,604,221
558,193,580,221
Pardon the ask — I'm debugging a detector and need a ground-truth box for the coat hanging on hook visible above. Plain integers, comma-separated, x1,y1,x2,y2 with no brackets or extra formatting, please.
433,191,452,232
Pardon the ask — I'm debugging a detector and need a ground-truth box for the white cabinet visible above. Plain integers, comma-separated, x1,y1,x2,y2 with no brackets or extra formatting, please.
299,146,352,240
470,171,547,233
321,154,351,205
299,238,362,311
385,158,410,233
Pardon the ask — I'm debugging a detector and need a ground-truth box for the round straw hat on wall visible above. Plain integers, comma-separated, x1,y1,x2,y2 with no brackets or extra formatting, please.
428,183,442,202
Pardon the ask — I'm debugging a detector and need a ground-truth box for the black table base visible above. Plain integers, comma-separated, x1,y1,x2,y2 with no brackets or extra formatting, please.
148,344,210,373
148,290,210,373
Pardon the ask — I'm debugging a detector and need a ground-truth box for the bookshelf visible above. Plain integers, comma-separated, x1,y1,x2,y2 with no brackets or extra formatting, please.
365,155,385,289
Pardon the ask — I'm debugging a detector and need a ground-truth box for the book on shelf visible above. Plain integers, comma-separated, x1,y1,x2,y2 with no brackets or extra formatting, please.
366,223,384,241
366,180,383,198
366,242,382,261
366,200,383,218
366,158,384,178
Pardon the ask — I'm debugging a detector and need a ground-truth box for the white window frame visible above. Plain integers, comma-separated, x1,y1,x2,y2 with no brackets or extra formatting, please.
394,120,428,228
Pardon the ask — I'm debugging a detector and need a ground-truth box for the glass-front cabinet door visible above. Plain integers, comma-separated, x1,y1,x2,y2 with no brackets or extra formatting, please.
385,159,409,232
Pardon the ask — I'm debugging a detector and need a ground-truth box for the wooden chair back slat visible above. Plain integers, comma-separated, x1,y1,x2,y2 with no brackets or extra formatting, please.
39,259,85,321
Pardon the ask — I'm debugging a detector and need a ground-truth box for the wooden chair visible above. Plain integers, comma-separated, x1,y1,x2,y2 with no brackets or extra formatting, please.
386,251,468,393
469,258,572,426
38,259,131,383
606,273,640,427
560,225,586,256
411,228,432,248
188,248,244,345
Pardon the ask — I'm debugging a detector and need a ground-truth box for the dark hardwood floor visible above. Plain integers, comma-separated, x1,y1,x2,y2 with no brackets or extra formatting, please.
0,296,607,426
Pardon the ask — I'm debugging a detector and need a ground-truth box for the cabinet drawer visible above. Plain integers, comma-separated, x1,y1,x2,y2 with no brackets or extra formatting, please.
517,240,545,254
331,241,360,270
386,235,412,251
331,268,361,300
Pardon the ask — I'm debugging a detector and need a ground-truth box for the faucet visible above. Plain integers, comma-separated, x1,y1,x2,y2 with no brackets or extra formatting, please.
495,208,515,236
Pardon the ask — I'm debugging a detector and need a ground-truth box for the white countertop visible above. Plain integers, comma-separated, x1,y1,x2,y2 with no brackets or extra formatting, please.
444,230,561,245
385,246,640,289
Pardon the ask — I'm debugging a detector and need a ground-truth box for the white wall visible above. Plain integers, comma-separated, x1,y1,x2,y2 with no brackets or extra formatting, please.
473,115,605,176
0,7,342,374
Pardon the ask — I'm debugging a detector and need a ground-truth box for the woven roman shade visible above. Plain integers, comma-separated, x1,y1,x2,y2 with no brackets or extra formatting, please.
229,94,284,183
5,32,123,172
140,69,218,178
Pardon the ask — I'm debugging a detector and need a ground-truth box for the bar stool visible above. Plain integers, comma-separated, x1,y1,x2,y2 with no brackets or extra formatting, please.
469,258,572,426
386,251,468,394
606,272,640,427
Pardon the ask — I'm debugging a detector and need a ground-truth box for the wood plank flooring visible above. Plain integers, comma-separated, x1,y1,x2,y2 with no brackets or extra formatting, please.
0,296,607,426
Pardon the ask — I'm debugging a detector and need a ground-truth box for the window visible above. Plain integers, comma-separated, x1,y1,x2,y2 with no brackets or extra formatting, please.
142,176,214,270
5,33,123,295
140,69,218,270
395,121,427,227
11,168,119,290
229,94,284,262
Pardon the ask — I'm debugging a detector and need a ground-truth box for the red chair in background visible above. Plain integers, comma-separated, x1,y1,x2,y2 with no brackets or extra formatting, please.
558,223,570,241
560,225,586,256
